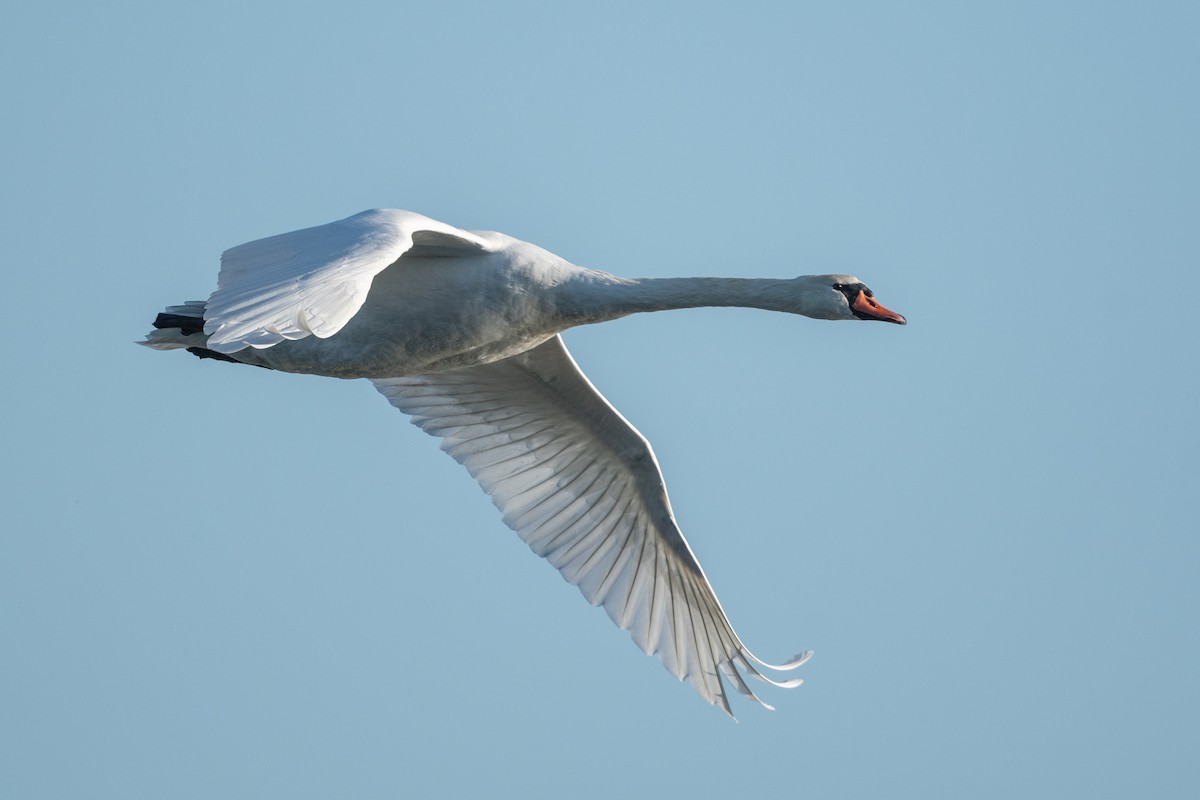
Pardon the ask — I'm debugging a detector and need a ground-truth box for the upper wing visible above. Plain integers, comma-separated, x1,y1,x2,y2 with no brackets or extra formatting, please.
204,209,493,354
373,335,810,715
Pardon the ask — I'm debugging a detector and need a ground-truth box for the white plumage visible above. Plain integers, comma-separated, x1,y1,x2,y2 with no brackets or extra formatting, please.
204,209,492,353
143,208,905,715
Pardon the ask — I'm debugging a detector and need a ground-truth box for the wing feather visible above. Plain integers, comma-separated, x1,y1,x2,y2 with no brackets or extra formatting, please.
204,209,493,353
373,335,809,714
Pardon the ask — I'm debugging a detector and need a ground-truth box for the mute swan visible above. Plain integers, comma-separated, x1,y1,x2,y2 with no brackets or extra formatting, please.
142,209,905,715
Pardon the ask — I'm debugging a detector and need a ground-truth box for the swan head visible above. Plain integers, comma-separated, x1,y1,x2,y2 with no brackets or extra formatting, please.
793,275,907,324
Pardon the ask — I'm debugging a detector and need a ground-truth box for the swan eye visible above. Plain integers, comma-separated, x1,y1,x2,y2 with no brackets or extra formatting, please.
833,283,860,303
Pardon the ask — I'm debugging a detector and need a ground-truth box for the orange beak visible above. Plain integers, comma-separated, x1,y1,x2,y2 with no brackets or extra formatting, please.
852,290,906,325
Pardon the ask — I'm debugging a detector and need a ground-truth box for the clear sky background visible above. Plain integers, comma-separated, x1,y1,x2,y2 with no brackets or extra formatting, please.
2,1,1197,797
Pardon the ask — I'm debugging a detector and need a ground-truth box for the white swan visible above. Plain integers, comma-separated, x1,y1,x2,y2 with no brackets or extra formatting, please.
142,209,905,715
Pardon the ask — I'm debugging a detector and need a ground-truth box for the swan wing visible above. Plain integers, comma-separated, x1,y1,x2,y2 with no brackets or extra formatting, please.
204,209,493,353
372,335,810,715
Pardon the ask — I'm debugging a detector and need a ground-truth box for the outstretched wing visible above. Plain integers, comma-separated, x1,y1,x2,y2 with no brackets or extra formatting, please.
373,335,810,715
204,209,493,353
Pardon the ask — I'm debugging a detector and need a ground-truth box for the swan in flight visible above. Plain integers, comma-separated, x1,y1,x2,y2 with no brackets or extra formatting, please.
142,209,905,715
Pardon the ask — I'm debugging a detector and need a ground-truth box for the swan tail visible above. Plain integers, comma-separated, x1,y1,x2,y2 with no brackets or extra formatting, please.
140,300,252,366
140,301,207,347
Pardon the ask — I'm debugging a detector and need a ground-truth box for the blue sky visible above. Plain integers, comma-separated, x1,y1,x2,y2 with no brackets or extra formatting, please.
2,1,1197,797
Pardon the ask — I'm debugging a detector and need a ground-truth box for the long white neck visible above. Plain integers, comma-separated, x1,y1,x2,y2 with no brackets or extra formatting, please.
550,271,821,325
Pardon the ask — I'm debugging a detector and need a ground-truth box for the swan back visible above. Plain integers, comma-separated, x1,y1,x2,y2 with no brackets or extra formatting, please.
204,209,496,354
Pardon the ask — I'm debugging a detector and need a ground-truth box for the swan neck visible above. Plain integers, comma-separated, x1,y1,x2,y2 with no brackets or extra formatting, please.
558,274,800,324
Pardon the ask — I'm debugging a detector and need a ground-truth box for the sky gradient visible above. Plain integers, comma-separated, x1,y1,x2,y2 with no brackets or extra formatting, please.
2,2,1197,798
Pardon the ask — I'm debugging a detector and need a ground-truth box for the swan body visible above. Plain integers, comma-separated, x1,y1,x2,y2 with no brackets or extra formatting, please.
142,208,905,715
